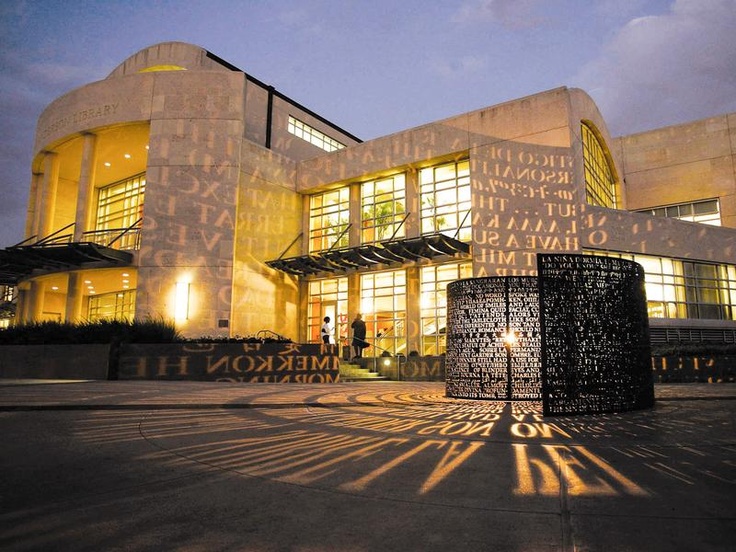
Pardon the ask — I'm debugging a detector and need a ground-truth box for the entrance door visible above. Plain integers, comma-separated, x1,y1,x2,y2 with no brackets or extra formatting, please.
322,302,336,344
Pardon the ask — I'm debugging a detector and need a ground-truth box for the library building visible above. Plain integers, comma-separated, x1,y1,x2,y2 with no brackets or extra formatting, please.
1,41,734,358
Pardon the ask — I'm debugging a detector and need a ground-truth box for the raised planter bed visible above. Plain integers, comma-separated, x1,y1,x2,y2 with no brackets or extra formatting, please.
117,342,340,382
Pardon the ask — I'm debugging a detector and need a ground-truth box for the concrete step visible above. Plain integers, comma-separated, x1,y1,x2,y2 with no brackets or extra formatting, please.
339,362,390,382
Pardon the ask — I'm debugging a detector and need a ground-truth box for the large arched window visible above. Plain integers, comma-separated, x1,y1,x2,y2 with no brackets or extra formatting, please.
581,122,618,208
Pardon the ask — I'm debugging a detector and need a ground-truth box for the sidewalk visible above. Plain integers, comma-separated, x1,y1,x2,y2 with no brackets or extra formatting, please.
0,381,734,551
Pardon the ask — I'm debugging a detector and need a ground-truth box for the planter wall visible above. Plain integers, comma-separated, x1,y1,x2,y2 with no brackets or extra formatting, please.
0,344,111,380
118,342,340,382
400,356,446,381
652,356,736,383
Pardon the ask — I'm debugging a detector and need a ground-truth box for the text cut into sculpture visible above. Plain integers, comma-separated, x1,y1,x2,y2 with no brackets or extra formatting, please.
537,254,654,415
445,254,654,416
445,277,542,401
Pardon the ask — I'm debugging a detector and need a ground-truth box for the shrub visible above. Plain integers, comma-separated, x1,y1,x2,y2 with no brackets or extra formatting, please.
0,318,182,345
0,320,294,345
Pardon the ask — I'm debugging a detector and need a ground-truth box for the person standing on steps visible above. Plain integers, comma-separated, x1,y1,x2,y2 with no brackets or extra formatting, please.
351,313,367,360
321,316,333,345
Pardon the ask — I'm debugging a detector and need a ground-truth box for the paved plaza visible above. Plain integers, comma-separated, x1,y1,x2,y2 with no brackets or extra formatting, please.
0,380,734,551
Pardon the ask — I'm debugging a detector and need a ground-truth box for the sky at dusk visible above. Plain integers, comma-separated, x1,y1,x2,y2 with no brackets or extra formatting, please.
1,0,735,247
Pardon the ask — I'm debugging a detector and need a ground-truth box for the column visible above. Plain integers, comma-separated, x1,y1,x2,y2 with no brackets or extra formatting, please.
15,287,29,325
26,172,43,242
74,133,98,241
26,280,46,322
65,272,85,323
347,271,361,357
38,152,60,238
405,266,421,357
300,195,310,255
404,168,420,238
349,182,361,246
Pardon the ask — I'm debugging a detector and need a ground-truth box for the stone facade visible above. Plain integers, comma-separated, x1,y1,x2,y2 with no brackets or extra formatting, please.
6,42,735,349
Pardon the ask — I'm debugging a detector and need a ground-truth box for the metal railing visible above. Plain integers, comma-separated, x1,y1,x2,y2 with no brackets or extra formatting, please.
346,335,404,380
256,329,292,342
13,219,143,251
82,218,143,251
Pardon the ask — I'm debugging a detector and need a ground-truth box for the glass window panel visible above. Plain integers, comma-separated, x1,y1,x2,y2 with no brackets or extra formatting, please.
434,164,456,182
636,199,721,226
87,289,136,322
419,262,472,355
581,122,617,208
307,277,348,344
587,250,736,322
309,188,350,252
95,173,145,250
361,173,406,244
419,160,471,241
287,116,346,152
360,270,407,356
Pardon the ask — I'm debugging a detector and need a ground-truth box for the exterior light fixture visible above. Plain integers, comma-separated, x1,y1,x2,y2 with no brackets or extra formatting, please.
175,281,191,321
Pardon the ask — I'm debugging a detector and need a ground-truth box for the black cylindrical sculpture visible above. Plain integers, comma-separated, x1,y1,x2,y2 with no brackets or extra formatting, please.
446,276,541,401
446,254,654,415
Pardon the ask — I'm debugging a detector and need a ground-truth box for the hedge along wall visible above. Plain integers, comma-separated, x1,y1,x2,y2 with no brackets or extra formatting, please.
117,342,340,382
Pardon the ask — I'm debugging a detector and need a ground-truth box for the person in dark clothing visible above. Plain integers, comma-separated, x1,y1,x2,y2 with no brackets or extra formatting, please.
351,313,367,359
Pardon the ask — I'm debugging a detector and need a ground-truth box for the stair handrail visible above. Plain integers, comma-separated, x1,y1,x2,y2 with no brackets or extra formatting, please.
354,335,403,381
256,329,291,342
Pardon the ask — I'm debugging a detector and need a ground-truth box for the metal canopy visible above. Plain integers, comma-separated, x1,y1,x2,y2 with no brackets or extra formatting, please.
0,242,134,285
266,233,470,276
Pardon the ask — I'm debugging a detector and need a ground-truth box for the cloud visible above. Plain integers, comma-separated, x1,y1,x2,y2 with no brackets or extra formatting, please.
0,47,103,245
574,0,736,136
431,55,487,79
452,0,545,29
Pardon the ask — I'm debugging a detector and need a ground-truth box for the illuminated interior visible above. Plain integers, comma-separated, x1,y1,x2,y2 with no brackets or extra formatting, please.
288,116,346,152
137,65,187,73
308,278,348,344
23,123,149,322
96,172,145,249
581,121,618,209
361,270,407,355
419,160,472,242
26,269,138,322
636,199,721,226
586,251,736,320
361,173,406,244
309,188,351,252
420,263,472,355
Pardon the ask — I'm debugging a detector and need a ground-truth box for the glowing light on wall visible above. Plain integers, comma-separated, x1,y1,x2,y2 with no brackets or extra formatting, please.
503,329,518,347
175,281,191,321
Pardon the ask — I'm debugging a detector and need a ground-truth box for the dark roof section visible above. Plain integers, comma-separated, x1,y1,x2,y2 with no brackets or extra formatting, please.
205,50,363,144
266,234,470,276
0,243,133,285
